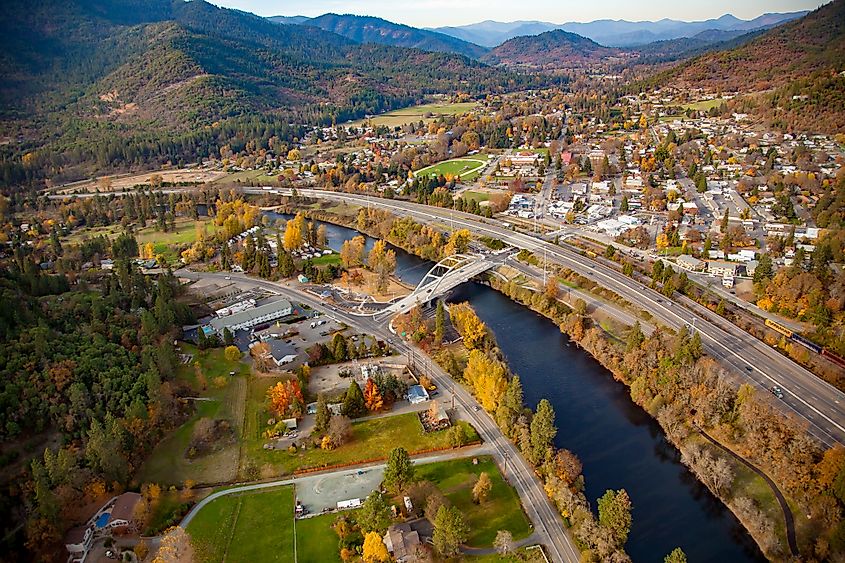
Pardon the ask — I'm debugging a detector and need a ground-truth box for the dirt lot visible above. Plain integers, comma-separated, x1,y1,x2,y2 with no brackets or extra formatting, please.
309,359,412,399
56,168,227,194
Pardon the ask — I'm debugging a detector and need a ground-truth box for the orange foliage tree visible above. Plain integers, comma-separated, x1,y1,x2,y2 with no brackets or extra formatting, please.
267,380,304,418
363,379,384,412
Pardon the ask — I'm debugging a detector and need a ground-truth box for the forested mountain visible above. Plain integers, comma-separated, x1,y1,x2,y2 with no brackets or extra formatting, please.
483,30,621,69
279,13,489,59
0,0,531,188
659,0,845,133
431,11,807,48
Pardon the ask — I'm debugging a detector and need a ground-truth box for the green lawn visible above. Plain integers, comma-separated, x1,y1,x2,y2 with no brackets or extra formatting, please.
682,98,725,111
295,513,344,563
462,191,491,203
415,456,532,547
415,156,489,181
243,386,480,476
309,253,341,267
348,101,477,128
187,486,295,563
136,344,249,485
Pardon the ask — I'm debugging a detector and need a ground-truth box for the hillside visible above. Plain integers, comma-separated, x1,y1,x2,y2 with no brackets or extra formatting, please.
298,13,488,59
0,0,531,186
483,30,623,69
668,0,845,90
658,0,845,134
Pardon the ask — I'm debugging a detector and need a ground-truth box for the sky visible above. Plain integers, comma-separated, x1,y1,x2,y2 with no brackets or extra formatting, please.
210,0,826,27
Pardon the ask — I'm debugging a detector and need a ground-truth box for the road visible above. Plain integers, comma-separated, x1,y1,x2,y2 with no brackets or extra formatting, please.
260,189,845,448
178,270,581,563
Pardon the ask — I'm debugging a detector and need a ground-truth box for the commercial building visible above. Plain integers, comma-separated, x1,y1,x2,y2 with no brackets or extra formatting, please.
707,261,741,277
208,299,293,334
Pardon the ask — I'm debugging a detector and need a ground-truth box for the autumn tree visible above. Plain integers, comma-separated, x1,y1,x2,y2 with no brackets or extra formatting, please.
340,235,366,268
364,379,384,412
464,350,507,412
449,303,487,350
362,531,390,563
267,380,304,418
367,240,396,294
153,527,194,563
327,415,352,448
384,447,415,494
444,229,471,256
494,530,514,556
472,472,492,504
283,213,305,251
224,346,240,362
665,547,687,563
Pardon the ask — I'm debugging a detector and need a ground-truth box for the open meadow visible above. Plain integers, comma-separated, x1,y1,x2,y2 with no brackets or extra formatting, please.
348,101,477,128
414,155,490,181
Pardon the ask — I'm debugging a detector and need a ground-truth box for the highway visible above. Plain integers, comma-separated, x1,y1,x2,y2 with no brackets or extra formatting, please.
266,188,845,448
52,185,845,444
178,270,581,563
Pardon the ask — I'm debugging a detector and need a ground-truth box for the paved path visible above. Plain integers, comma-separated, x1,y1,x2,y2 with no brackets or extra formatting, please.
461,532,541,556
697,428,798,556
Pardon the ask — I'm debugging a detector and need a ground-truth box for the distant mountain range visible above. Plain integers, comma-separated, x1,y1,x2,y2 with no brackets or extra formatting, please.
428,11,808,47
271,13,488,59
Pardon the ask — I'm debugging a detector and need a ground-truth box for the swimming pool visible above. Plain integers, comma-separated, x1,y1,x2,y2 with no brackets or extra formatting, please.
95,512,110,529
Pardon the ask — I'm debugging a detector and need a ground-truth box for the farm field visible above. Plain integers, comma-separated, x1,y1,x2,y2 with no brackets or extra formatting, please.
187,486,296,563
414,456,532,547
137,345,249,486
682,98,726,111
348,101,477,128
54,168,226,194
414,155,490,181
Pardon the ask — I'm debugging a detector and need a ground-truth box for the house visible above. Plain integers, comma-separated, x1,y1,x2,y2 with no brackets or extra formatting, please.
65,492,141,561
407,385,430,405
676,255,705,272
267,339,298,366
108,492,142,529
208,299,293,334
384,523,422,562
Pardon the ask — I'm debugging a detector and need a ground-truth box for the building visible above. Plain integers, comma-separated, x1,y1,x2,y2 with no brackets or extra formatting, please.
64,492,141,561
215,298,256,318
406,385,430,405
267,339,298,366
383,523,422,562
208,299,293,334
676,255,705,272
707,261,740,277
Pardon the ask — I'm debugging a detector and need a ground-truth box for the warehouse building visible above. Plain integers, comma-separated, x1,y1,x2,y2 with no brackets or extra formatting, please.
208,299,293,334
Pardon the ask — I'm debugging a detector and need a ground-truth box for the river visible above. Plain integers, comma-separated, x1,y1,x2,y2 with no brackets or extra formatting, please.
267,211,766,562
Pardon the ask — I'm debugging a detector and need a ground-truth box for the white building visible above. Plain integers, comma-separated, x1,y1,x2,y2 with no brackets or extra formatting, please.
209,299,293,334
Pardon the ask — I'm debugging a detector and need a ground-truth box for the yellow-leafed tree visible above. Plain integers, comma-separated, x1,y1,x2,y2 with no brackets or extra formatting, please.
362,531,390,563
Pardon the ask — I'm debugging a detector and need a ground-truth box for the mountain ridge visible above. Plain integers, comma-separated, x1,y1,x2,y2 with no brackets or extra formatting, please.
428,11,808,47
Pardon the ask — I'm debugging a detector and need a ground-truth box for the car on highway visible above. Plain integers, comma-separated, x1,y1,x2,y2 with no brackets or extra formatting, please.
224,276,231,280
771,385,785,399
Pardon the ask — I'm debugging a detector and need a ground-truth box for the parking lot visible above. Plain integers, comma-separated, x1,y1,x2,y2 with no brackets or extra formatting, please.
295,466,385,514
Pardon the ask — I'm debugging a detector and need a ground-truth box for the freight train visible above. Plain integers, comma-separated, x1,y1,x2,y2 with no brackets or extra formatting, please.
765,319,845,369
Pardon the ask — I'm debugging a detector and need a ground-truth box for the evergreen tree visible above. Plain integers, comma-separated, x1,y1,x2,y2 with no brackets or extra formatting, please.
383,447,414,493
314,394,331,433
342,380,366,418
529,399,557,465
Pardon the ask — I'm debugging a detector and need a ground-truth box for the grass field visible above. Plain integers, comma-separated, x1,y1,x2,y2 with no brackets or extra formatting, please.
187,486,296,563
348,101,477,128
64,217,216,264
415,156,489,181
682,98,726,111
295,513,344,563
137,345,249,485
461,191,491,203
415,456,532,547
243,378,479,476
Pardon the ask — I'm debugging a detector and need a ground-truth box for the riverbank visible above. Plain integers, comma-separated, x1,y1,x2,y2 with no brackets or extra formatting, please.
268,200,804,558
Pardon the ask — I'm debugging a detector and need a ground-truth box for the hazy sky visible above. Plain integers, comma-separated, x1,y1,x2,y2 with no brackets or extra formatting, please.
210,0,826,27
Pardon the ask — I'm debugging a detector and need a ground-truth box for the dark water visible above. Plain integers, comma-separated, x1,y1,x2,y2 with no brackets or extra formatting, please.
449,283,766,563
267,212,766,562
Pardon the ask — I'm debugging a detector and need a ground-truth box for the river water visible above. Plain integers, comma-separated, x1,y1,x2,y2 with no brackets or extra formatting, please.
267,212,766,562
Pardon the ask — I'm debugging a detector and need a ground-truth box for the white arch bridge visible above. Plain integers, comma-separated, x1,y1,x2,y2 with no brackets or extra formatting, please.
377,253,495,318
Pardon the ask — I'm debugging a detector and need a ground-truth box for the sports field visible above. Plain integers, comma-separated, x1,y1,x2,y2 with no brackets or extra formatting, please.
414,155,489,181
